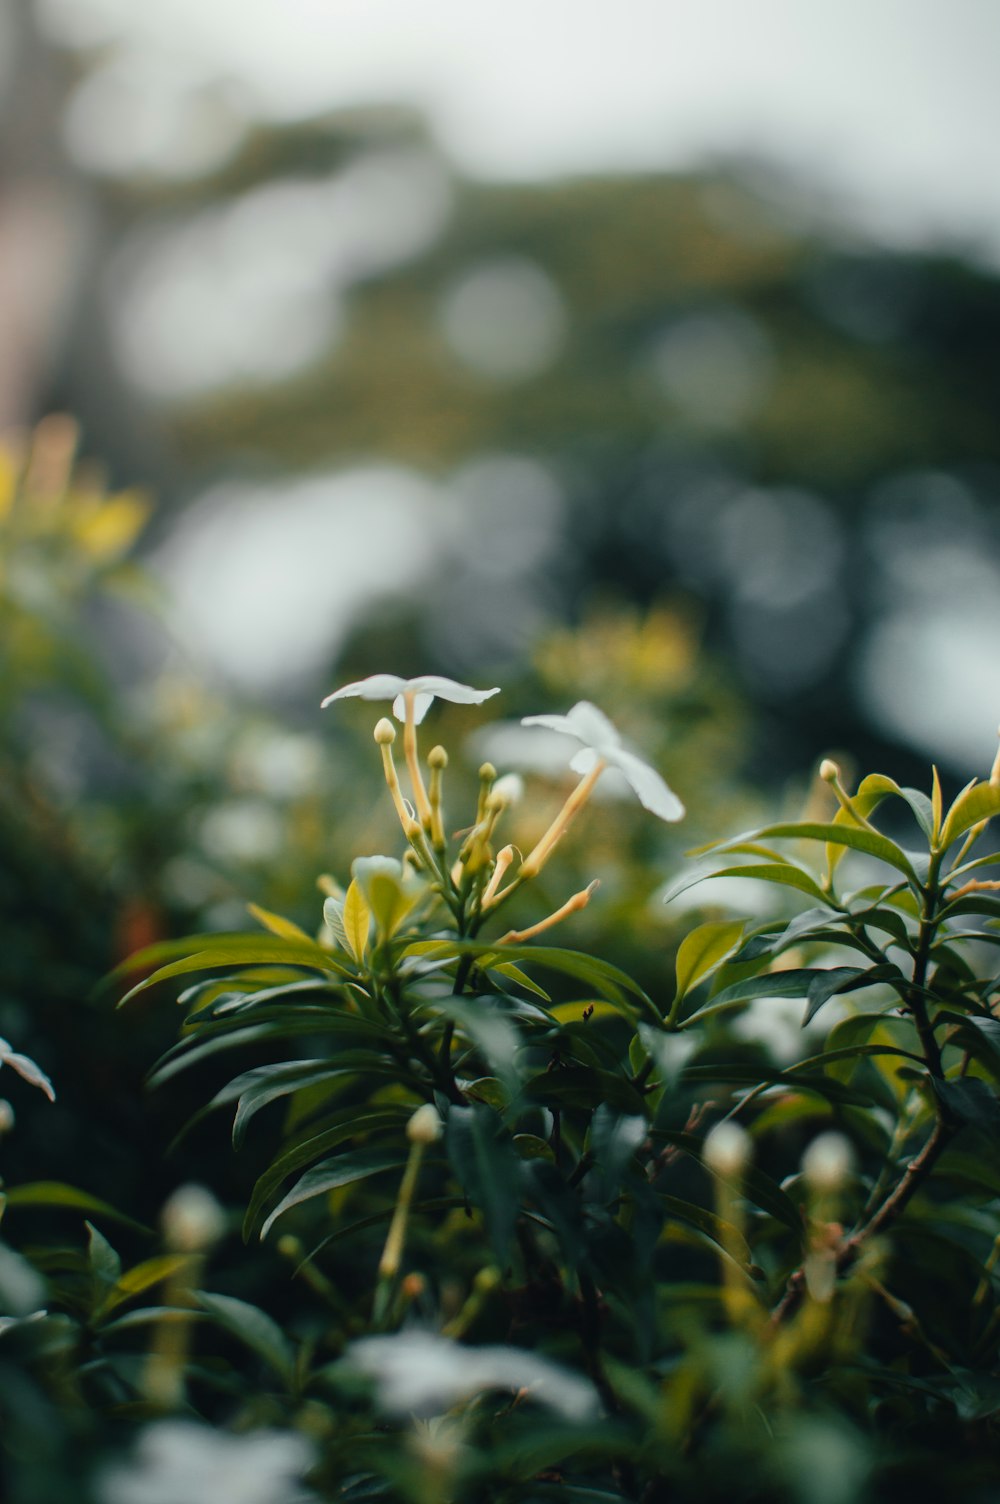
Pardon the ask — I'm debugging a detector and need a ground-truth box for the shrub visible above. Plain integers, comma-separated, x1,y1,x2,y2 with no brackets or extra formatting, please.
96,676,1000,1501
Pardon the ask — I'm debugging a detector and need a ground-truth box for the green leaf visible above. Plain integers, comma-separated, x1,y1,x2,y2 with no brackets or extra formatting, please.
4,1183,151,1235
668,862,838,910
722,820,920,885
196,1291,296,1386
215,1061,364,1150
934,1077,1000,1138
513,1133,556,1162
242,1107,407,1240
247,903,314,944
850,774,935,841
488,961,552,1002
446,1104,522,1262
260,1148,407,1240
524,1066,647,1113
681,966,868,1026
941,782,1000,849
117,938,350,1006
660,1196,755,1271
341,878,372,963
673,919,746,1005
940,1014,1000,1080
96,1254,194,1320
429,997,523,1098
86,1222,121,1292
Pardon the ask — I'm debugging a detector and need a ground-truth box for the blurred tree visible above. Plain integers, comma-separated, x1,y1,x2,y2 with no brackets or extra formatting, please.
7,15,1000,779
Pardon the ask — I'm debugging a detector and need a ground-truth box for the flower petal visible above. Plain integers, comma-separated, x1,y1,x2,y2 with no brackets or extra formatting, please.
407,676,501,707
569,747,600,775
608,747,685,823
522,701,621,754
392,691,434,724
520,712,578,737
563,701,621,752
321,674,406,709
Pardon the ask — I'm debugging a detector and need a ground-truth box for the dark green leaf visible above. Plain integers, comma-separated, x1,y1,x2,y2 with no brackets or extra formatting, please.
260,1148,407,1240
446,1104,521,1263
196,1290,296,1385
86,1222,121,1292
659,1196,754,1271
242,1108,407,1240
4,1183,151,1235
934,1077,1000,1137
524,1066,646,1113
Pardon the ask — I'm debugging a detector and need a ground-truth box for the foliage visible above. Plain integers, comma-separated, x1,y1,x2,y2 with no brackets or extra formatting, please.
6,425,1000,1499
6,681,991,1501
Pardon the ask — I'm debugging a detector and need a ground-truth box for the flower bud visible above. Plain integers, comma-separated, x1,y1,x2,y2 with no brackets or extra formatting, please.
407,1103,443,1146
702,1121,751,1177
819,758,841,784
489,773,524,808
161,1184,227,1252
428,745,448,770
374,718,396,746
478,762,497,784
802,1132,853,1192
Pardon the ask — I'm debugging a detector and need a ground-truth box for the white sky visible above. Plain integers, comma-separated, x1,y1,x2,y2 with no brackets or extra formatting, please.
36,0,1000,257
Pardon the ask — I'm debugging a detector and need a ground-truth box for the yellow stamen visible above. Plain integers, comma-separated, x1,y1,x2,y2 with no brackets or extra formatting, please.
498,880,599,945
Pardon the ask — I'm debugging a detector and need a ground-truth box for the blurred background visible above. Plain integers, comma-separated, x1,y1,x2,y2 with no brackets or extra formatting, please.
3,0,1000,1207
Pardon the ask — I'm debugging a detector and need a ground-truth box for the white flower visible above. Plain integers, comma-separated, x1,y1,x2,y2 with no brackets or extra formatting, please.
321,673,500,726
98,1422,316,1504
0,1039,55,1102
521,701,684,823
347,1331,600,1422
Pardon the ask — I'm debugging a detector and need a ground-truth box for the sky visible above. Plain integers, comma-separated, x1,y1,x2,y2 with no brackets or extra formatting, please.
36,0,1000,260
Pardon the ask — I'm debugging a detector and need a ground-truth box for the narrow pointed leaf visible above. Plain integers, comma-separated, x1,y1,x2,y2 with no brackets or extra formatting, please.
118,938,350,1006
196,1291,296,1385
260,1148,407,1239
247,903,315,944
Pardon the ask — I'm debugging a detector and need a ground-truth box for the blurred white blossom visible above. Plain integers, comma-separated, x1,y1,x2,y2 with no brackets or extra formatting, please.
522,701,684,822
98,1422,316,1504
348,1330,600,1421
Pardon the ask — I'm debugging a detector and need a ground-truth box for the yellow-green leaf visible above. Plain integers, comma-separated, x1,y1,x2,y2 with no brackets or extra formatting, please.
342,879,371,964
247,903,314,944
673,919,745,1004
941,781,1000,849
